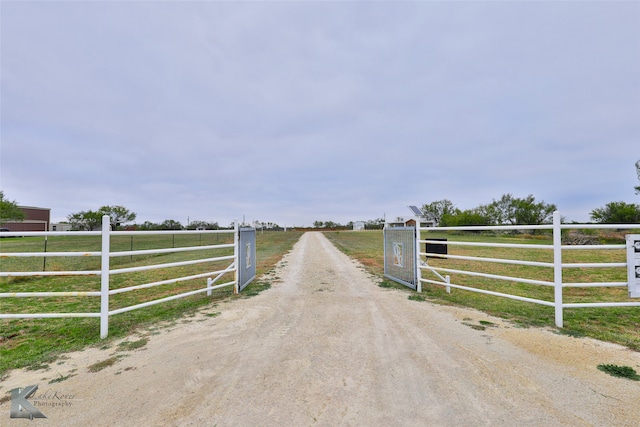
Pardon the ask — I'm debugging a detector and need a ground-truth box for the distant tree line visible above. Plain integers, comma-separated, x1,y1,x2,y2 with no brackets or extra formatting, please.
312,218,385,230
137,220,224,231
67,206,137,231
66,208,228,231
590,160,640,223
421,194,640,227
590,202,640,224
421,194,557,228
249,220,284,231
313,220,346,229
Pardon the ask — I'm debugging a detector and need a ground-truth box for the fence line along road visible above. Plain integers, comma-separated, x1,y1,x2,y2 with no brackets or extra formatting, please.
383,211,640,328
0,215,256,338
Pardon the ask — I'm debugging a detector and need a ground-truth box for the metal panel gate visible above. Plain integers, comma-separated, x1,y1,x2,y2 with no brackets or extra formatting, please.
238,227,257,292
383,226,417,290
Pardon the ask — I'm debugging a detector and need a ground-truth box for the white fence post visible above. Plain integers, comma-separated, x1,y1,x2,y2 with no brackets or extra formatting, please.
207,277,213,297
100,215,111,339
553,211,563,328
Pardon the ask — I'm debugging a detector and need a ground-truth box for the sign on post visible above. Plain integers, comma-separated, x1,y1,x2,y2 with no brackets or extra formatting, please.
425,238,448,258
627,235,640,298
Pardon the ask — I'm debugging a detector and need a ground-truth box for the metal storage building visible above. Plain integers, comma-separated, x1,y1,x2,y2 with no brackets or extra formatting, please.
2,206,51,232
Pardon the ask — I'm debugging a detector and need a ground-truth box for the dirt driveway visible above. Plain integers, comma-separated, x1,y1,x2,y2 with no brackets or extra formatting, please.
2,232,639,426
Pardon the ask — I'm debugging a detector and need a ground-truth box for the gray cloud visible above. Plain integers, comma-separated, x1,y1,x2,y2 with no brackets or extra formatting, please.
1,1,638,226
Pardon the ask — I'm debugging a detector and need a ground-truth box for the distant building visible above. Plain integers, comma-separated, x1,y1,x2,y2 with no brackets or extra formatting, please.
353,221,365,231
386,216,435,228
386,217,416,228
50,223,73,232
2,206,51,232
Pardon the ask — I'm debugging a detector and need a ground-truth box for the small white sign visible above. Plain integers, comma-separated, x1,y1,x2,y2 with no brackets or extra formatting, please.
626,235,640,298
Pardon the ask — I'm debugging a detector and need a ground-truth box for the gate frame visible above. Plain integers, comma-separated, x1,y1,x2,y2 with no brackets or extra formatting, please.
237,227,257,292
383,225,418,290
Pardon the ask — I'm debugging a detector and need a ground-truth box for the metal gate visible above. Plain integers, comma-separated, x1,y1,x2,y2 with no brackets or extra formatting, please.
383,226,417,290
238,227,256,292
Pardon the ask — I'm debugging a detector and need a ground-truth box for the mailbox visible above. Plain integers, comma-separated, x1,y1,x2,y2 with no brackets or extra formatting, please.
426,238,448,258
627,235,640,298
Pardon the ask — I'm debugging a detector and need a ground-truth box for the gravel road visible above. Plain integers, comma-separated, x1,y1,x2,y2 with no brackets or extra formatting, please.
2,232,639,426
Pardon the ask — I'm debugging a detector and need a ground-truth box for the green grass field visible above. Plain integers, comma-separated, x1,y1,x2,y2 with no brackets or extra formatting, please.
0,230,303,375
324,230,640,352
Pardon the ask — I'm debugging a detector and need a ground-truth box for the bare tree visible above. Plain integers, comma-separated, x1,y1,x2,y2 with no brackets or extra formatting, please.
635,160,640,195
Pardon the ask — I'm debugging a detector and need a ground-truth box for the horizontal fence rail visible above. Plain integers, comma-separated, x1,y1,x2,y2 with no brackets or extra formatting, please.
410,211,640,328
0,216,255,337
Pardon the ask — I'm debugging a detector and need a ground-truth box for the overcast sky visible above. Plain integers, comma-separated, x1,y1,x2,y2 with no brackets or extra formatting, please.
1,1,639,227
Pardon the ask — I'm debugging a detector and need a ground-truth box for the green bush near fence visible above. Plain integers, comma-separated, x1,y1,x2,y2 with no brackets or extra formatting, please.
324,230,640,352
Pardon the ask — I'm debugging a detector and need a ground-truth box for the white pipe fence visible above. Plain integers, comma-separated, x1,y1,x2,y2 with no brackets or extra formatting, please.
416,211,640,327
0,216,244,338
